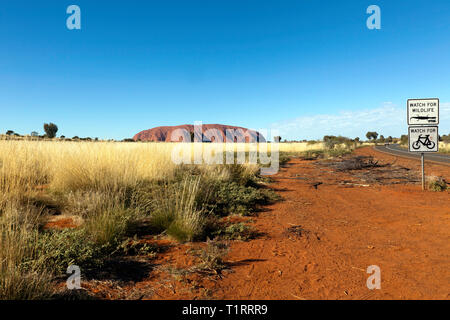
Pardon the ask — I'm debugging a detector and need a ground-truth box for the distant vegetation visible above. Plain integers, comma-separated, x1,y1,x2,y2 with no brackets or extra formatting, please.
43,123,58,139
440,134,450,143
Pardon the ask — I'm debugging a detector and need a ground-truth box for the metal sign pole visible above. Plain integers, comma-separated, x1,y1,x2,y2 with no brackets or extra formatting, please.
421,153,425,191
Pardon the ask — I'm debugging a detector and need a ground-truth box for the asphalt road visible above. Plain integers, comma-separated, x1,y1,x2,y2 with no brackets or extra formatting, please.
374,144,450,165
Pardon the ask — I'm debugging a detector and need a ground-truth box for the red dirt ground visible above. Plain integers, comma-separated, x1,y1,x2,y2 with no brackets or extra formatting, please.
82,147,450,300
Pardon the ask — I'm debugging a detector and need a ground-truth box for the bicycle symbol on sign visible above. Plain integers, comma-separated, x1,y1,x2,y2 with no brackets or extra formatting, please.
412,134,436,150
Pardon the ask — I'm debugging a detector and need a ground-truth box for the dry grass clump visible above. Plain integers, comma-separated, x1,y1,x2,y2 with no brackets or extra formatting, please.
427,176,448,192
148,176,207,242
0,202,54,300
191,239,230,275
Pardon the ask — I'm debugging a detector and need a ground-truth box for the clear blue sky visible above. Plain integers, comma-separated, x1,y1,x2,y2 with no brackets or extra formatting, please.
1,0,449,140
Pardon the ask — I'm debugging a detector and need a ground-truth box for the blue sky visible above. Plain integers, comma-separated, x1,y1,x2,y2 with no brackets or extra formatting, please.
0,0,449,140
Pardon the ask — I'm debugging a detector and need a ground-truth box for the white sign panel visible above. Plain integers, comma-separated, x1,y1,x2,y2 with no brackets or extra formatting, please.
408,126,438,153
407,98,439,125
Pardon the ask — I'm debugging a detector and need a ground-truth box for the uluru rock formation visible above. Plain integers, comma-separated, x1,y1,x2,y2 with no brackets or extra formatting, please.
133,124,266,142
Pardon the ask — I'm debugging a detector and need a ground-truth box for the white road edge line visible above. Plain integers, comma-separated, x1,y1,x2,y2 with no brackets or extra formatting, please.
374,145,450,167
386,145,450,159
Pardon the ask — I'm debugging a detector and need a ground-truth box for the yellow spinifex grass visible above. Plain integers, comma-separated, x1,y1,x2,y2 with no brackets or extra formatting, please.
0,140,177,195
0,140,326,196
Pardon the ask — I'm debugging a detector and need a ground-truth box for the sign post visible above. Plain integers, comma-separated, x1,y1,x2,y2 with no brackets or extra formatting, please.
421,153,425,190
407,98,439,191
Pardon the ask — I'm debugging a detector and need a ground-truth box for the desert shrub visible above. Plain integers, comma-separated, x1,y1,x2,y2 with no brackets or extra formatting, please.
84,207,135,247
323,136,338,149
299,150,324,160
225,164,259,186
115,237,158,257
428,178,448,192
43,123,58,139
212,222,258,241
34,229,105,275
148,177,207,242
400,135,408,145
33,208,138,276
325,145,352,158
209,182,279,216
191,239,229,275
277,153,291,166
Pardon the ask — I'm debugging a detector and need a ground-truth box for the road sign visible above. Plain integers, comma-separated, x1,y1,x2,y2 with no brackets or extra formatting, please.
408,126,439,153
407,98,439,125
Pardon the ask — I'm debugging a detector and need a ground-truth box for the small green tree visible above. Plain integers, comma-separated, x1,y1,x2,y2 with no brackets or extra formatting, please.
400,135,408,145
6,130,14,136
323,135,337,149
366,131,378,142
43,123,58,138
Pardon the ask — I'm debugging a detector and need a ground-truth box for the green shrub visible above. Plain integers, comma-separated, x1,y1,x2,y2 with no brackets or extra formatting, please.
325,146,352,158
428,178,448,192
210,182,279,216
212,222,258,241
34,229,105,275
191,239,229,275
299,150,324,160
115,237,158,257
278,153,291,166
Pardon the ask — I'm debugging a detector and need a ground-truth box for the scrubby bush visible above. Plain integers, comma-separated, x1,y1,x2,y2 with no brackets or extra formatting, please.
212,222,258,241
366,131,378,142
43,123,58,139
210,182,279,216
191,239,230,275
323,135,355,153
428,178,448,192
34,229,104,274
